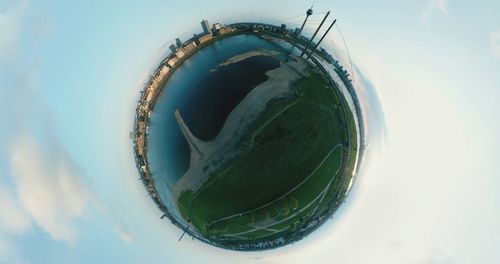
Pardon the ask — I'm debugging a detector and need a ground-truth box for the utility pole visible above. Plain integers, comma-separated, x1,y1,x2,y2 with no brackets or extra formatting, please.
306,19,337,60
178,222,190,242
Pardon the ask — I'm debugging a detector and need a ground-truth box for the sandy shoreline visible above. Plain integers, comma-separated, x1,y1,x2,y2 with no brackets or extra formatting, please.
173,52,309,199
217,50,280,67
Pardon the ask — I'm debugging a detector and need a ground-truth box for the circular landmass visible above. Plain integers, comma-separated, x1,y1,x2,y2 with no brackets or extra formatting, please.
134,29,360,250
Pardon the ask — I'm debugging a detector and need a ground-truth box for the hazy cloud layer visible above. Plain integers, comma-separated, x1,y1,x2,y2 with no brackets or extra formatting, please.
112,221,135,244
0,186,31,235
0,0,26,63
491,30,500,60
421,0,449,20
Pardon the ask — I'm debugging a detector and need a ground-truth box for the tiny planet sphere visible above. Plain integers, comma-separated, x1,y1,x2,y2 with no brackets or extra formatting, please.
135,23,360,251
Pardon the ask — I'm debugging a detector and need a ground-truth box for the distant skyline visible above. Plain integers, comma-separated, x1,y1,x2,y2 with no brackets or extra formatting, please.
1,0,500,263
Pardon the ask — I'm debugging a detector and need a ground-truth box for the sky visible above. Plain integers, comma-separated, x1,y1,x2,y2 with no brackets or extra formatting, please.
1,0,499,263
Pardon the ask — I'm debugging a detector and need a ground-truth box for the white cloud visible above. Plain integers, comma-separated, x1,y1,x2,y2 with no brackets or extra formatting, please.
9,135,92,243
0,0,97,249
7,132,136,245
0,0,28,64
417,249,456,264
0,186,30,263
490,30,500,60
0,186,31,235
112,222,135,244
103,204,137,244
0,238,17,263
421,0,449,20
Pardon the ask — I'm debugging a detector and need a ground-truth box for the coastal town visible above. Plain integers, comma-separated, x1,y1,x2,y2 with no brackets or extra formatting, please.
132,11,364,250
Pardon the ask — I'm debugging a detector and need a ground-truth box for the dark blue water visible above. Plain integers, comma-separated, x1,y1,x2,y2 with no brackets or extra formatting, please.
184,54,279,141
147,34,289,194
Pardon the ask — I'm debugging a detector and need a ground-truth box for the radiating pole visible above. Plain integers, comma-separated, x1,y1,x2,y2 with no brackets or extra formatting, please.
306,19,336,60
300,11,330,57
179,225,189,241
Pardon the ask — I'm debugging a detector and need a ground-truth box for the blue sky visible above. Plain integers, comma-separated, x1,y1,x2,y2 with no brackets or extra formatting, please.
1,0,499,263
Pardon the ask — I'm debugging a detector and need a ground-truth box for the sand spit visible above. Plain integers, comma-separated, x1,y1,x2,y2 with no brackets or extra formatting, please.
173,53,309,199
217,50,280,67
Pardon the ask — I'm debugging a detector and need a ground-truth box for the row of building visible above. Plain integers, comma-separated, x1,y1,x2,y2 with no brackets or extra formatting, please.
168,19,236,57
230,22,292,36
133,18,238,227
135,18,237,145
228,21,349,82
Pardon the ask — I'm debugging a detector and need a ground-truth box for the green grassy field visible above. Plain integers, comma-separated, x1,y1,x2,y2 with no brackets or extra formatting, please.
177,64,356,244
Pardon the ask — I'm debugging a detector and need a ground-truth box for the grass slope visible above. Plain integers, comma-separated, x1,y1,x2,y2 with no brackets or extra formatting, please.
178,66,352,244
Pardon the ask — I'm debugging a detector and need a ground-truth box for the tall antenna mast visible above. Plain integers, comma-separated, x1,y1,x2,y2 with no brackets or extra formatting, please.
297,4,314,36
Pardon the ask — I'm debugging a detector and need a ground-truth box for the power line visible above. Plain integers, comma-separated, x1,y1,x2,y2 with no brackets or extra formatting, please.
335,23,355,84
